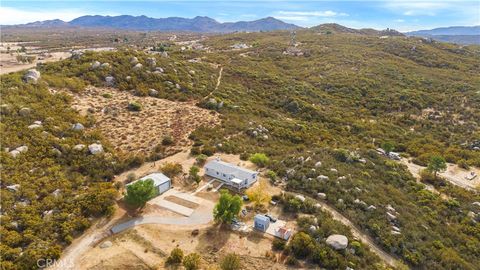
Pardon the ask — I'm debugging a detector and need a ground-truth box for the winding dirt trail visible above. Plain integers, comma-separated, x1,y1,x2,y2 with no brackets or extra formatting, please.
204,65,223,99
313,200,405,268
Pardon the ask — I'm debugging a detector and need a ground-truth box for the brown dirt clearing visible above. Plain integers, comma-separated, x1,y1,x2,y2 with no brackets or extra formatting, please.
65,86,220,155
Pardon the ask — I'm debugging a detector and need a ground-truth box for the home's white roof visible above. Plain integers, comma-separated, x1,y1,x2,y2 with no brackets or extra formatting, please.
205,159,258,180
231,178,243,184
127,172,170,187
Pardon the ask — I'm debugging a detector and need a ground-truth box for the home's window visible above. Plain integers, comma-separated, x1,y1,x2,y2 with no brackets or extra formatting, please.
216,172,219,175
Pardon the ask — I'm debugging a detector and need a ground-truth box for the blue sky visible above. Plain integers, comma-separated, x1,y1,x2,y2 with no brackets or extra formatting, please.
1,1,479,31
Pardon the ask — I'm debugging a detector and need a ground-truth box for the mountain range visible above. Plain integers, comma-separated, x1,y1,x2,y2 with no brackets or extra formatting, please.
406,26,480,45
5,15,300,32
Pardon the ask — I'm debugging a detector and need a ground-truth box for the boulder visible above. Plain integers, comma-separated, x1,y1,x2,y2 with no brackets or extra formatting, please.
295,194,305,202
52,148,62,157
126,76,132,81
367,205,377,211
105,76,115,87
28,123,42,129
9,145,28,157
23,69,41,83
100,63,110,68
472,202,480,207
314,161,322,167
386,212,397,221
146,57,156,67
72,123,85,131
133,63,143,70
155,67,164,73
330,168,338,173
386,204,396,213
19,107,31,117
129,56,139,65
317,175,329,181
91,61,101,69
88,143,104,155
317,193,327,199
70,50,83,59
100,241,112,249
0,104,12,115
326,234,348,250
148,89,159,97
73,144,85,151
6,184,20,192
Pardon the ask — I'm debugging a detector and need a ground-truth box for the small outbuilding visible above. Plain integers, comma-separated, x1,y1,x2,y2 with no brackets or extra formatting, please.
274,226,292,240
127,172,171,196
254,214,270,232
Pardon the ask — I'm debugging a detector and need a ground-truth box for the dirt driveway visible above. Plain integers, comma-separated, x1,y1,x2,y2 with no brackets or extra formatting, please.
401,158,479,191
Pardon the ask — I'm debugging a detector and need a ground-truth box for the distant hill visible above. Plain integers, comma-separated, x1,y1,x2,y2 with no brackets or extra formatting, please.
5,15,301,33
310,23,404,36
406,26,480,45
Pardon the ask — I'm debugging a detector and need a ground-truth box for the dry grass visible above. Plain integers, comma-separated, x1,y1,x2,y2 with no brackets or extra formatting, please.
66,86,220,155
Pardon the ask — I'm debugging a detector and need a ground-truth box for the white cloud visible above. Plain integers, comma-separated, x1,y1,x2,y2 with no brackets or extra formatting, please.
395,19,405,22
0,7,116,25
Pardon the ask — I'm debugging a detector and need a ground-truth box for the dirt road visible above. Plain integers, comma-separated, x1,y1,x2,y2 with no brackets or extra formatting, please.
313,200,404,268
204,65,223,99
401,158,479,191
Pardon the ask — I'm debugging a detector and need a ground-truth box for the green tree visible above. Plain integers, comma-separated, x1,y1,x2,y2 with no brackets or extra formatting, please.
288,232,315,259
213,190,242,224
183,253,201,270
249,153,269,167
189,165,201,183
427,155,447,179
220,253,241,270
381,141,395,154
124,179,157,209
166,247,184,264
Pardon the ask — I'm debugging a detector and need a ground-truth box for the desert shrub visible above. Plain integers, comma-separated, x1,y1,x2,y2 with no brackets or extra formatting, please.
183,253,201,270
127,101,142,111
126,172,137,183
102,93,112,98
272,238,286,251
195,154,208,165
457,159,469,170
201,146,215,156
189,165,201,183
166,248,184,264
285,256,298,266
220,253,241,270
190,146,201,156
266,170,277,181
249,153,269,167
333,148,349,162
161,135,174,145
160,162,183,178
288,232,315,259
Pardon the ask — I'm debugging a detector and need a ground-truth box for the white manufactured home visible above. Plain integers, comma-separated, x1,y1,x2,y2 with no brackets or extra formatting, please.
126,172,171,196
204,159,259,189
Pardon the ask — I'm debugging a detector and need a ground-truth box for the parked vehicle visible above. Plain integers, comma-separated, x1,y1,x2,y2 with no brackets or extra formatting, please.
265,214,277,222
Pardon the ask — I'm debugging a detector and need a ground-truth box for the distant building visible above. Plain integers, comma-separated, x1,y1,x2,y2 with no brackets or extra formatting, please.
204,158,259,189
254,214,270,232
126,172,171,196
